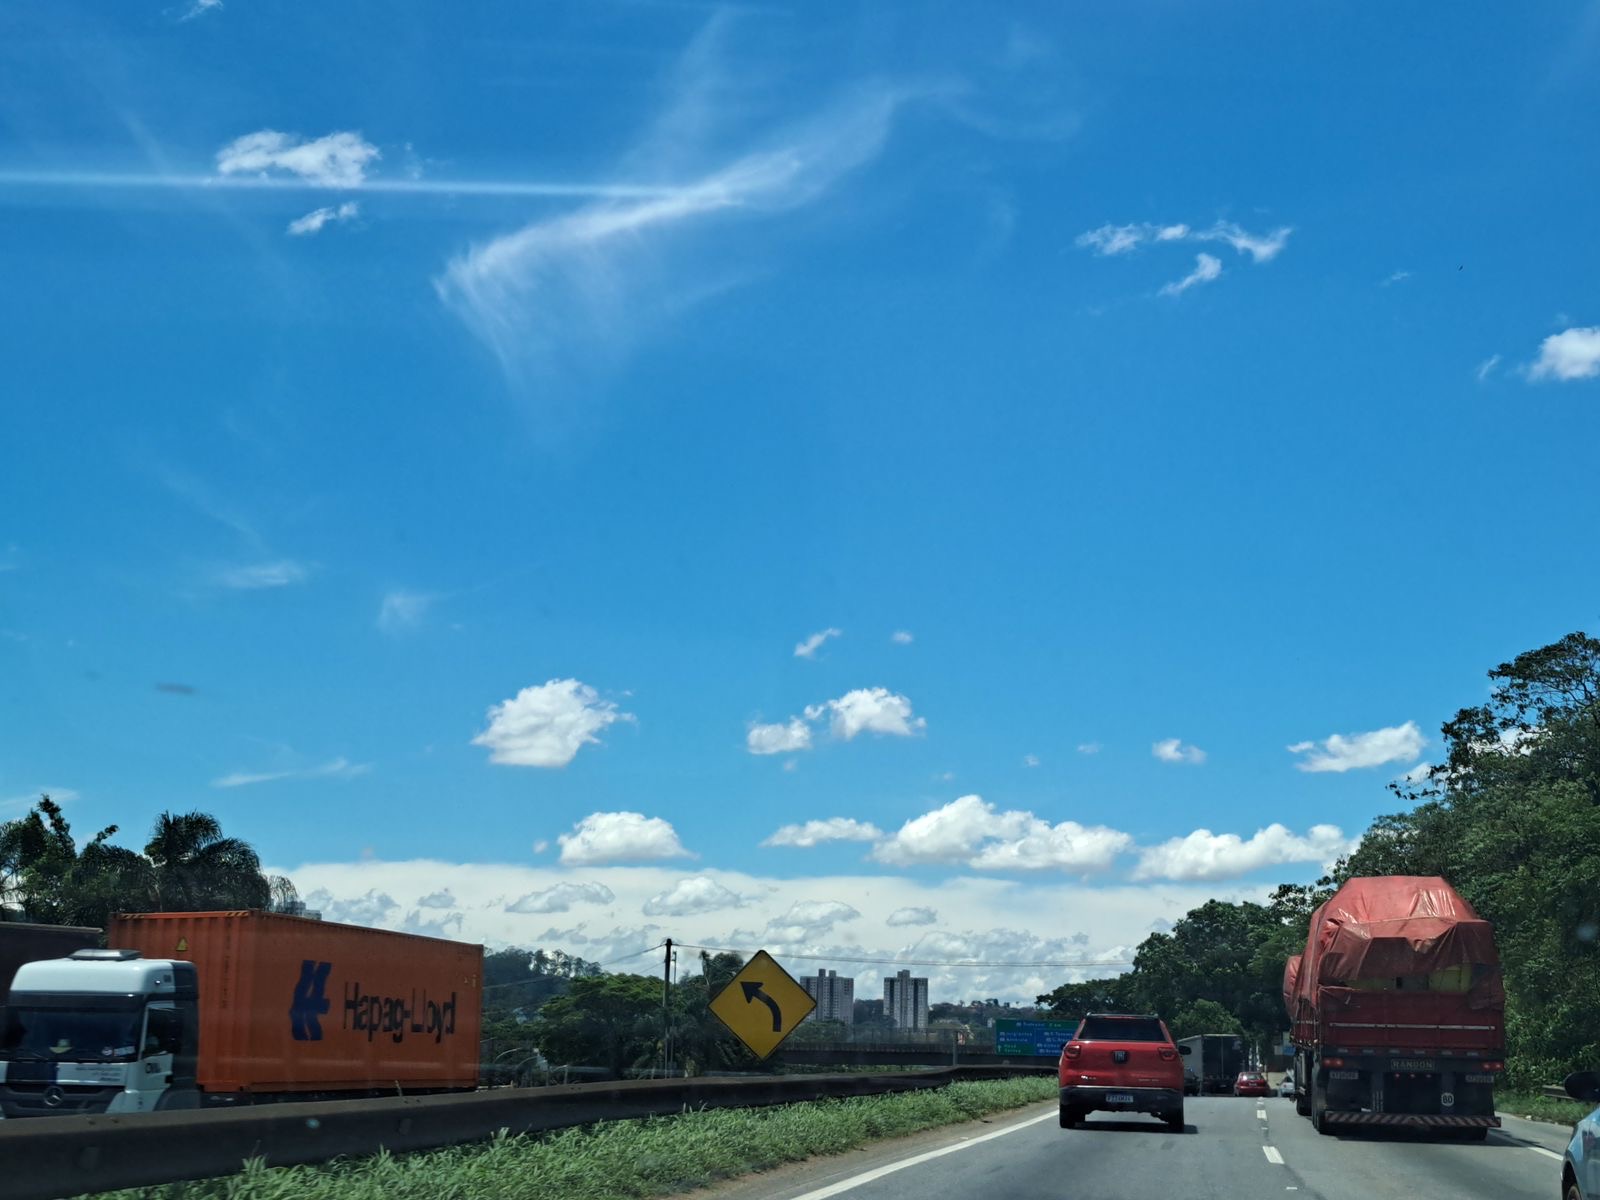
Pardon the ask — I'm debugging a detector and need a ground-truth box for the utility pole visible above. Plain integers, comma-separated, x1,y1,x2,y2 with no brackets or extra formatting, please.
662,938,673,1075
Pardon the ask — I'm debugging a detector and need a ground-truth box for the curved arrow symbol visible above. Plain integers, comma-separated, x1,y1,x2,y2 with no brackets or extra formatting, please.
741,981,783,1032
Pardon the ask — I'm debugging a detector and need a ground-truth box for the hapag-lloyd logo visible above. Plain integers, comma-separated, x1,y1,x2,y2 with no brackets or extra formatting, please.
343,981,459,1044
289,960,459,1044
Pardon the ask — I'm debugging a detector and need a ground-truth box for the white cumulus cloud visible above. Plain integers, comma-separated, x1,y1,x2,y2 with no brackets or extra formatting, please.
1152,738,1206,765
1077,742,1102,755
871,795,1132,873
763,899,861,942
557,811,692,865
287,201,359,236
416,889,457,909
761,817,883,848
794,627,842,659
1528,326,1600,382
505,881,615,914
891,630,914,645
1133,823,1354,881
473,679,632,768
746,718,812,756
806,687,925,740
642,875,747,917
886,906,938,927
1160,252,1222,297
217,130,380,188
1287,721,1424,773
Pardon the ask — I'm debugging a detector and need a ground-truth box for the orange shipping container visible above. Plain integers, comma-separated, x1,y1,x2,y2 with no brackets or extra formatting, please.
108,911,482,1098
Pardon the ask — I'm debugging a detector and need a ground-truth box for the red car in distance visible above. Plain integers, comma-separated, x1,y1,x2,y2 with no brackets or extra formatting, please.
1234,1070,1271,1097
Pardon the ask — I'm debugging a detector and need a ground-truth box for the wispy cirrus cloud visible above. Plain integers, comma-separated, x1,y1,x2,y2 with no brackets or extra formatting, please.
434,24,915,387
215,560,310,590
794,627,842,659
1160,252,1222,297
1076,219,1292,264
212,757,371,788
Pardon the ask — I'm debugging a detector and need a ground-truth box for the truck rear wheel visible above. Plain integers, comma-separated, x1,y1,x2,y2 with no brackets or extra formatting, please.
1165,1103,1185,1132
1059,1104,1082,1129
1311,1078,1334,1136
1295,1090,1311,1118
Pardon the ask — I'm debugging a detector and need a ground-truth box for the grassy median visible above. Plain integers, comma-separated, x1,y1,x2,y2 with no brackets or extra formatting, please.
82,1075,1058,1200
1497,1087,1592,1129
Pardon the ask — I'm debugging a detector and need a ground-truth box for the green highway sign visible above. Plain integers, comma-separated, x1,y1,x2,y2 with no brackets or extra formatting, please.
994,1018,1076,1057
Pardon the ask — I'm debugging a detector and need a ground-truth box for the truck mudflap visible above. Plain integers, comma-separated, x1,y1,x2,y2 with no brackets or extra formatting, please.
1322,1112,1500,1129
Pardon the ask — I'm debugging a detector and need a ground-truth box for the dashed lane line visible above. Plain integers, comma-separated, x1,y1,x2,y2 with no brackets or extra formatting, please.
1263,1146,1285,1164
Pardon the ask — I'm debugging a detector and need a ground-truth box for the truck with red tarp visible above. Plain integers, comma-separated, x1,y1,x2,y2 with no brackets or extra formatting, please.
1285,876,1504,1138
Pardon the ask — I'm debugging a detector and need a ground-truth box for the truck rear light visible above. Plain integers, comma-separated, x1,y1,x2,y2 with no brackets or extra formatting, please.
1158,1048,1177,1060
1063,1043,1081,1059
1322,1057,1345,1068
1483,1061,1503,1071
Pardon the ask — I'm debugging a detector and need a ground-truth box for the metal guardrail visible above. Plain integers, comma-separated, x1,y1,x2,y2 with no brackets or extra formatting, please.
1,1064,1054,1200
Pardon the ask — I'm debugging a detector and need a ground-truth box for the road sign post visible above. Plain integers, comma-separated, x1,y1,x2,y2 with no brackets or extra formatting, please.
708,949,817,1060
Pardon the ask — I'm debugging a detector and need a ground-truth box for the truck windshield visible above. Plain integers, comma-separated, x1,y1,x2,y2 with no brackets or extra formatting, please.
0,1007,142,1062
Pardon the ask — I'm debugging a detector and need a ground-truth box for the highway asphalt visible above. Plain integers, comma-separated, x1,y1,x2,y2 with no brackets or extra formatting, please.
699,1095,1573,1200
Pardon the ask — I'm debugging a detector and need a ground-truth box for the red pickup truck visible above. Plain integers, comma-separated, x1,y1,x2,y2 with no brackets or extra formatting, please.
1058,1013,1188,1132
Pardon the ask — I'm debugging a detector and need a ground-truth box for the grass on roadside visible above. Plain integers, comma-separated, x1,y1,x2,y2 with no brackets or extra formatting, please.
80,1075,1058,1200
1497,1087,1592,1129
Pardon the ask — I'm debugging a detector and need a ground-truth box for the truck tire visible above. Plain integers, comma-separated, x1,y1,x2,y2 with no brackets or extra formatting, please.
1295,1089,1311,1118
1165,1103,1185,1133
1311,1078,1334,1136
1460,1127,1489,1142
1059,1104,1082,1129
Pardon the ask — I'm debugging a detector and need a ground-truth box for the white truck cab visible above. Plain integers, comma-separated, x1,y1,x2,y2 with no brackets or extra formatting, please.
0,948,200,1118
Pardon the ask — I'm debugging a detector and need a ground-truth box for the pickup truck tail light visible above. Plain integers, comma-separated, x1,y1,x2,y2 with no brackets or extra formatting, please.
1482,1061,1504,1071
1063,1043,1081,1059
1158,1048,1177,1061
1321,1057,1345,1068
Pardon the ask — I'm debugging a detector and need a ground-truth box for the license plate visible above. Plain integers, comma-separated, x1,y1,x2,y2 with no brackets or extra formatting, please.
1390,1059,1436,1072
1106,1092,1135,1104
1464,1073,1496,1084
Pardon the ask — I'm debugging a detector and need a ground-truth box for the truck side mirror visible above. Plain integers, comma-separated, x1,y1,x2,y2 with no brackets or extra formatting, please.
1564,1070,1600,1103
1179,1044,1192,1055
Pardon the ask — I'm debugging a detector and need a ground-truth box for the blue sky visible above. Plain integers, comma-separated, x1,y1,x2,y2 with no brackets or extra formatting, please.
4,2,1599,999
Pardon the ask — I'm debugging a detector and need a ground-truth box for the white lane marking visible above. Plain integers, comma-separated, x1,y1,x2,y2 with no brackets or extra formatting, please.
1263,1146,1285,1164
1525,1146,1562,1161
1257,1108,1267,1120
787,1109,1057,1200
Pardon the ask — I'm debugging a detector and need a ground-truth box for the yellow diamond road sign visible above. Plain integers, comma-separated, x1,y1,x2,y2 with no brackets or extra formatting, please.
708,949,817,1060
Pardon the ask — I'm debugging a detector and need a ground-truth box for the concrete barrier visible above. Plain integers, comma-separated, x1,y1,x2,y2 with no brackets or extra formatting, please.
2,1064,1053,1200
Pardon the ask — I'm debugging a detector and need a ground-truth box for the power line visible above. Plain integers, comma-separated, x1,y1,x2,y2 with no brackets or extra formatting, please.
672,943,1134,971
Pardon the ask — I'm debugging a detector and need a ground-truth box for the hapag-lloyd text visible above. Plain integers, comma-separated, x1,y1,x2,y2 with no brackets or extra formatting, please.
343,984,459,1043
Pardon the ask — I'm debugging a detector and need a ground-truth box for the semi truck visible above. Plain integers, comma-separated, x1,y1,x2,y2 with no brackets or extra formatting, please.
0,910,483,1118
1176,1033,1247,1094
1285,876,1504,1138
1,923,102,994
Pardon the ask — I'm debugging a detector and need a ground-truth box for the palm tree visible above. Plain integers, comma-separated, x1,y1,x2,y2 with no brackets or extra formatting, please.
144,811,270,912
